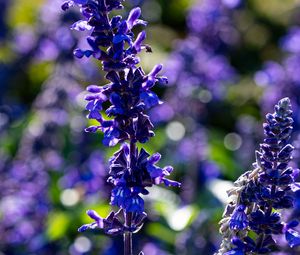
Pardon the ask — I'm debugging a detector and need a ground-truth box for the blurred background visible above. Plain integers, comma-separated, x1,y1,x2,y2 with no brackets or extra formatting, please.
1,0,300,254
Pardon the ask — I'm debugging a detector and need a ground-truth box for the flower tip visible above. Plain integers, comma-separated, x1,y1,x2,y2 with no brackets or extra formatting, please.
130,7,141,17
85,126,99,133
287,220,299,229
78,224,88,232
75,0,88,4
138,31,146,41
155,64,163,72
73,48,84,58
127,7,142,28
87,209,101,221
278,97,291,109
149,64,163,77
163,178,181,187
87,85,101,93
86,209,93,214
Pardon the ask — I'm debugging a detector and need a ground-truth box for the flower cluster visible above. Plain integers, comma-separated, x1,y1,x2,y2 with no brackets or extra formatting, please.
187,0,241,50
0,1,108,252
62,0,180,240
216,98,300,254
253,25,300,255
0,71,80,250
164,0,239,100
237,26,300,190
147,1,242,252
154,0,242,190
255,27,300,127
150,0,242,207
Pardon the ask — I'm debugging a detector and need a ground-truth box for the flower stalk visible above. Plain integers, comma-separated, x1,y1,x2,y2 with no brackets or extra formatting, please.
61,0,180,253
216,98,300,255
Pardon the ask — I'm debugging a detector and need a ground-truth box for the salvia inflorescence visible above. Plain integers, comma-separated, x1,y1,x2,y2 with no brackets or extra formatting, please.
61,0,180,254
216,98,300,255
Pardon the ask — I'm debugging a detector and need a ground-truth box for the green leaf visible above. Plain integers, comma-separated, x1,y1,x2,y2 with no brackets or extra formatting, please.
8,0,44,27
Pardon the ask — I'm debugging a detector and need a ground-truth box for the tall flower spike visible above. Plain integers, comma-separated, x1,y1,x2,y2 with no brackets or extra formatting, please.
62,1,180,254
216,98,300,255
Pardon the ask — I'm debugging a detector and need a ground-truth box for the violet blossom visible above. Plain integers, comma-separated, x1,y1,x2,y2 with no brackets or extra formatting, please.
216,98,300,255
164,0,239,100
0,71,80,251
253,25,300,255
0,1,107,252
151,0,243,205
148,0,243,252
62,0,180,254
149,1,243,187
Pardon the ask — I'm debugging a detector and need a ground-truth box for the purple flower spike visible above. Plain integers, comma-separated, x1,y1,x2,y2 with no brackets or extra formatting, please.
62,1,180,253
217,98,300,254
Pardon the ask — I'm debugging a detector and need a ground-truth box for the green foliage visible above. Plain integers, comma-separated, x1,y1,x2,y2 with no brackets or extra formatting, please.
47,211,71,241
8,0,44,27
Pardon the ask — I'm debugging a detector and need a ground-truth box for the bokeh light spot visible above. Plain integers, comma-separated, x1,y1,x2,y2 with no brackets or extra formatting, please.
198,89,212,103
74,236,92,253
224,132,242,151
60,189,80,207
168,206,193,231
166,121,186,141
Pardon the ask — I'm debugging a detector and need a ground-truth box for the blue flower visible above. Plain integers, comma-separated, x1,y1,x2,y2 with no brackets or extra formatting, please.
62,0,180,239
140,91,162,109
284,221,300,248
111,185,131,208
218,98,299,253
124,194,144,213
229,205,248,230
285,228,300,248
224,237,255,255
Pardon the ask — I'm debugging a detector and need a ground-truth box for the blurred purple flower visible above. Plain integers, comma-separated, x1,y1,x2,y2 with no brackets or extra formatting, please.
0,72,80,249
153,0,242,207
